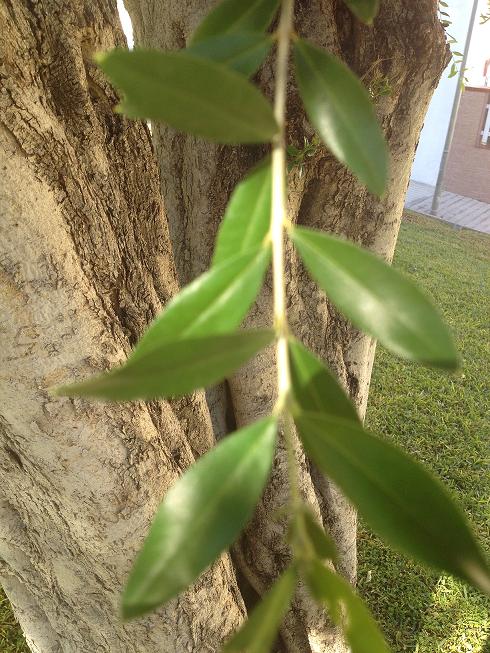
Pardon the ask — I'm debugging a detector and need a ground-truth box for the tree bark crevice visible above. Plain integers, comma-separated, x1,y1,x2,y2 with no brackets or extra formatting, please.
1,2,244,650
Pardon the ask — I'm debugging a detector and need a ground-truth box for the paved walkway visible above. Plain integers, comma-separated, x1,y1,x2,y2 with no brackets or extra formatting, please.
405,180,490,234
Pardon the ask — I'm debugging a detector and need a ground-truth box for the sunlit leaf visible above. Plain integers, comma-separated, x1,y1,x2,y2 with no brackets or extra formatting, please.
187,32,273,77
305,560,390,653
131,248,270,361
295,412,490,594
288,338,359,423
96,49,278,144
293,39,388,195
213,159,272,266
191,0,280,44
342,0,380,24
223,566,297,653
122,416,277,619
53,330,275,401
291,226,458,368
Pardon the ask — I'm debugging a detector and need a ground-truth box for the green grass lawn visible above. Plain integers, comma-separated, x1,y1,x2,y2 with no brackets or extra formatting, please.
0,591,28,653
1,212,488,651
358,212,490,652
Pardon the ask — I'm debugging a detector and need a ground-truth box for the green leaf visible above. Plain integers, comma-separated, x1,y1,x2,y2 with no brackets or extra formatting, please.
223,566,297,653
302,511,337,562
186,32,273,77
122,416,277,619
213,159,272,266
342,0,380,24
293,39,388,196
295,412,490,594
131,247,270,361
290,226,458,368
53,330,275,401
305,560,390,653
191,0,280,44
294,507,338,562
288,338,359,423
96,49,278,144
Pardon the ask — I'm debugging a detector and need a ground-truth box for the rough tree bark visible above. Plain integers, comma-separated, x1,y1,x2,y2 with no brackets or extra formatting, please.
0,0,448,651
0,2,244,651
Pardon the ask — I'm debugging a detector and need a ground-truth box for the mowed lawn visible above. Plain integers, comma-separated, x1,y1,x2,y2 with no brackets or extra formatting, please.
1,212,489,652
358,212,490,652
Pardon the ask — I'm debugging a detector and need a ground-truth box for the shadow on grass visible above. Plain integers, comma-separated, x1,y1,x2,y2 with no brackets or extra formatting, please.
358,533,490,652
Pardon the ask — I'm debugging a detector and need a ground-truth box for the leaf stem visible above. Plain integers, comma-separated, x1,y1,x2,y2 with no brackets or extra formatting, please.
271,0,294,411
271,0,300,512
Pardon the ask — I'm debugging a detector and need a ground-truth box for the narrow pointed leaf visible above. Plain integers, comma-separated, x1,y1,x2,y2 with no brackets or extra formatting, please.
131,247,270,361
305,560,390,653
289,338,359,423
342,0,380,24
291,226,458,368
213,159,272,266
223,566,297,653
53,330,275,401
295,412,490,594
187,32,273,77
191,0,280,44
122,416,277,619
301,509,338,562
96,49,278,144
293,39,387,195
289,506,338,562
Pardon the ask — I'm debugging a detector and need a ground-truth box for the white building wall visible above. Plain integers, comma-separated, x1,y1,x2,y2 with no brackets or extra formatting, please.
410,0,473,186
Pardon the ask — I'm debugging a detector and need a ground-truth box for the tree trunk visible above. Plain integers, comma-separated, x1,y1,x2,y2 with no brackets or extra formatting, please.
0,2,244,651
0,0,448,651
127,0,449,650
